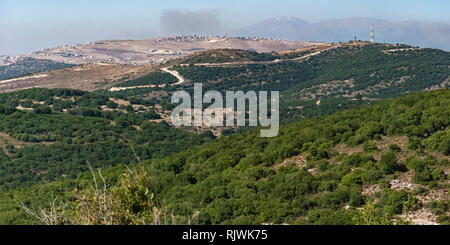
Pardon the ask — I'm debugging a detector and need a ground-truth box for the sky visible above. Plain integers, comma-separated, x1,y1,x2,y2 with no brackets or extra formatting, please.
1,0,450,55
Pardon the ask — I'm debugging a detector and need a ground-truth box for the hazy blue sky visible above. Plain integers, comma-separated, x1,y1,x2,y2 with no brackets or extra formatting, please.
1,0,450,55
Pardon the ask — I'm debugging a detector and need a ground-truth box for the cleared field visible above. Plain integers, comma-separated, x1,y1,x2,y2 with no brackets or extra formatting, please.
0,63,155,93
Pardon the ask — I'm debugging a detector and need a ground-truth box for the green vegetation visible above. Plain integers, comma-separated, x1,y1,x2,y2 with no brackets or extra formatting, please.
0,88,215,190
1,89,448,225
102,43,449,124
174,44,449,98
115,71,177,87
178,49,277,64
0,43,449,225
0,58,74,80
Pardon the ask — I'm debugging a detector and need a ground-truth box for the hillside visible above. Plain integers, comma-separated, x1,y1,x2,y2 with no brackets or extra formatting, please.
0,37,322,94
102,42,449,125
1,89,448,225
3,36,320,67
0,57,74,81
0,41,448,226
0,88,214,190
0,42,447,190
0,63,156,94
4,42,447,107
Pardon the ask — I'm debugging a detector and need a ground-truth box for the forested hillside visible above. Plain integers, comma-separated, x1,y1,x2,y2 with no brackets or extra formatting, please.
0,88,214,190
1,90,448,225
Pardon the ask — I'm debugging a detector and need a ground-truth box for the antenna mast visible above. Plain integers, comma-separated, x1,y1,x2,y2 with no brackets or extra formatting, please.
370,24,375,42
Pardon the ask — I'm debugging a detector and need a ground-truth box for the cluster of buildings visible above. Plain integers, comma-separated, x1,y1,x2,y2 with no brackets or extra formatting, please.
234,36,275,41
0,55,21,66
162,35,278,42
163,35,227,42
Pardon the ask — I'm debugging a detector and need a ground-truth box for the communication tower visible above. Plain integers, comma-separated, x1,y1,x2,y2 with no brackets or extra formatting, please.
370,24,375,42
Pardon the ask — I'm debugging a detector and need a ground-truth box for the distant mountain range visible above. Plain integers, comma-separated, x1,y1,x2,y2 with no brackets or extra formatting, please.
233,16,450,51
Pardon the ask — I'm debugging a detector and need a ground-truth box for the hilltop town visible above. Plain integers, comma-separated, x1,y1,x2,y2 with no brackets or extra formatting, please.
0,36,321,67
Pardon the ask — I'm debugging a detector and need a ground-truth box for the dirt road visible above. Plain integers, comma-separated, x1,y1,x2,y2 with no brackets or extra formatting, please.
161,67,185,85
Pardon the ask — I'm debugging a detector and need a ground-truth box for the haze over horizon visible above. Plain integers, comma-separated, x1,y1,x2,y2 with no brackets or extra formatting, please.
1,0,450,55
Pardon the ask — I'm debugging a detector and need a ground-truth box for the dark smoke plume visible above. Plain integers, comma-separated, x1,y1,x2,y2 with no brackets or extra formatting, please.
160,9,222,35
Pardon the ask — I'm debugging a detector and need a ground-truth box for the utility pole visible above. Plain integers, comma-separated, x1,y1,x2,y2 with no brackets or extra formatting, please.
370,24,375,43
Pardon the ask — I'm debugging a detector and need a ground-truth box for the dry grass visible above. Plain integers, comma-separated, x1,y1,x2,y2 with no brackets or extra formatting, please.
0,64,155,93
272,153,307,171
22,37,323,66
0,132,54,155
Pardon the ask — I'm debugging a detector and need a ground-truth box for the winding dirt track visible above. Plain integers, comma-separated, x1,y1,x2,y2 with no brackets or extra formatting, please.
108,67,186,92
161,67,185,85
